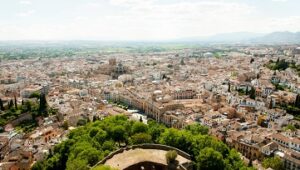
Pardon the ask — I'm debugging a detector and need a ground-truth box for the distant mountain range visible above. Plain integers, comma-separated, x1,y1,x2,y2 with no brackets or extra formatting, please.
1,31,299,45
251,31,300,44
177,31,300,44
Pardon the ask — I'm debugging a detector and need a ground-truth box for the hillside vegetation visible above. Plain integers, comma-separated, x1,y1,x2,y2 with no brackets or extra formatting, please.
32,115,254,170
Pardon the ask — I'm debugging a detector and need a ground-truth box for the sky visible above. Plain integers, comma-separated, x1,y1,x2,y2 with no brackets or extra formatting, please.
0,0,300,41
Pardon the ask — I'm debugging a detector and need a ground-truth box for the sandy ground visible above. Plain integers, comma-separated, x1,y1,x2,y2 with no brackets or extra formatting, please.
105,148,190,170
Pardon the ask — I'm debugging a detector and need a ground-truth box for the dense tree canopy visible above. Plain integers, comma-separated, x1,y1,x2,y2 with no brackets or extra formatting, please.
130,133,152,144
131,121,148,134
262,156,284,170
32,115,253,170
266,59,289,71
196,147,225,170
184,123,209,135
0,98,45,129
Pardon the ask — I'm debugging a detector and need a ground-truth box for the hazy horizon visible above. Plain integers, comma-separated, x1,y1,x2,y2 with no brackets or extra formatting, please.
1,0,300,41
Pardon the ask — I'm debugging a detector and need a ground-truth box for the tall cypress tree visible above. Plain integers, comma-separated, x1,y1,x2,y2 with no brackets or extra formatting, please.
14,95,17,109
39,93,48,115
0,98,4,111
249,87,256,99
257,73,260,79
295,94,300,108
245,86,249,95
269,98,273,109
180,58,185,65
8,99,13,109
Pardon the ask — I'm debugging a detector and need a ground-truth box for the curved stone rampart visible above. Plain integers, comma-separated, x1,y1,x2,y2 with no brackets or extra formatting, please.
92,143,191,168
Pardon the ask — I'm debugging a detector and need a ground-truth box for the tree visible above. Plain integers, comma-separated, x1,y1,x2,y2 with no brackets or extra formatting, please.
166,150,179,170
148,121,166,142
93,115,99,122
8,99,13,109
37,115,251,170
111,125,126,146
159,128,193,154
262,156,284,170
94,129,107,144
159,128,182,148
295,94,300,108
14,95,17,109
62,121,69,130
165,150,178,164
180,58,185,65
269,98,273,109
167,64,173,68
102,140,116,151
249,87,256,99
0,98,4,111
196,147,225,170
184,124,209,135
224,149,245,170
77,147,101,166
131,133,152,144
77,119,87,126
245,86,249,95
89,127,100,138
277,59,289,70
228,83,231,92
248,159,253,167
39,93,48,115
250,58,254,63
66,158,89,170
256,73,260,79
31,161,44,170
44,153,63,170
132,122,148,134
257,115,265,126
30,91,40,98
284,124,296,131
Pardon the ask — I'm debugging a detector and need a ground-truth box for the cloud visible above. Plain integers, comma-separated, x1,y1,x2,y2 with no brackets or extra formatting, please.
17,10,35,17
0,0,299,40
73,16,89,21
100,1,256,39
266,16,300,31
19,0,32,5
271,0,288,2
109,0,154,6
4,1,257,40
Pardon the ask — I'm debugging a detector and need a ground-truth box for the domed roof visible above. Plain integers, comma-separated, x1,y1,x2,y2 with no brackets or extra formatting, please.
203,52,213,57
162,95,172,103
153,90,162,95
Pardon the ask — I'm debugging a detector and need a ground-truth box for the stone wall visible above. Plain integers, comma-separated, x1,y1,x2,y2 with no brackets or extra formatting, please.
93,144,192,168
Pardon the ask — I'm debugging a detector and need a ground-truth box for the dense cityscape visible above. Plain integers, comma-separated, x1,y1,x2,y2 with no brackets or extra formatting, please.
1,0,300,170
0,43,299,170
